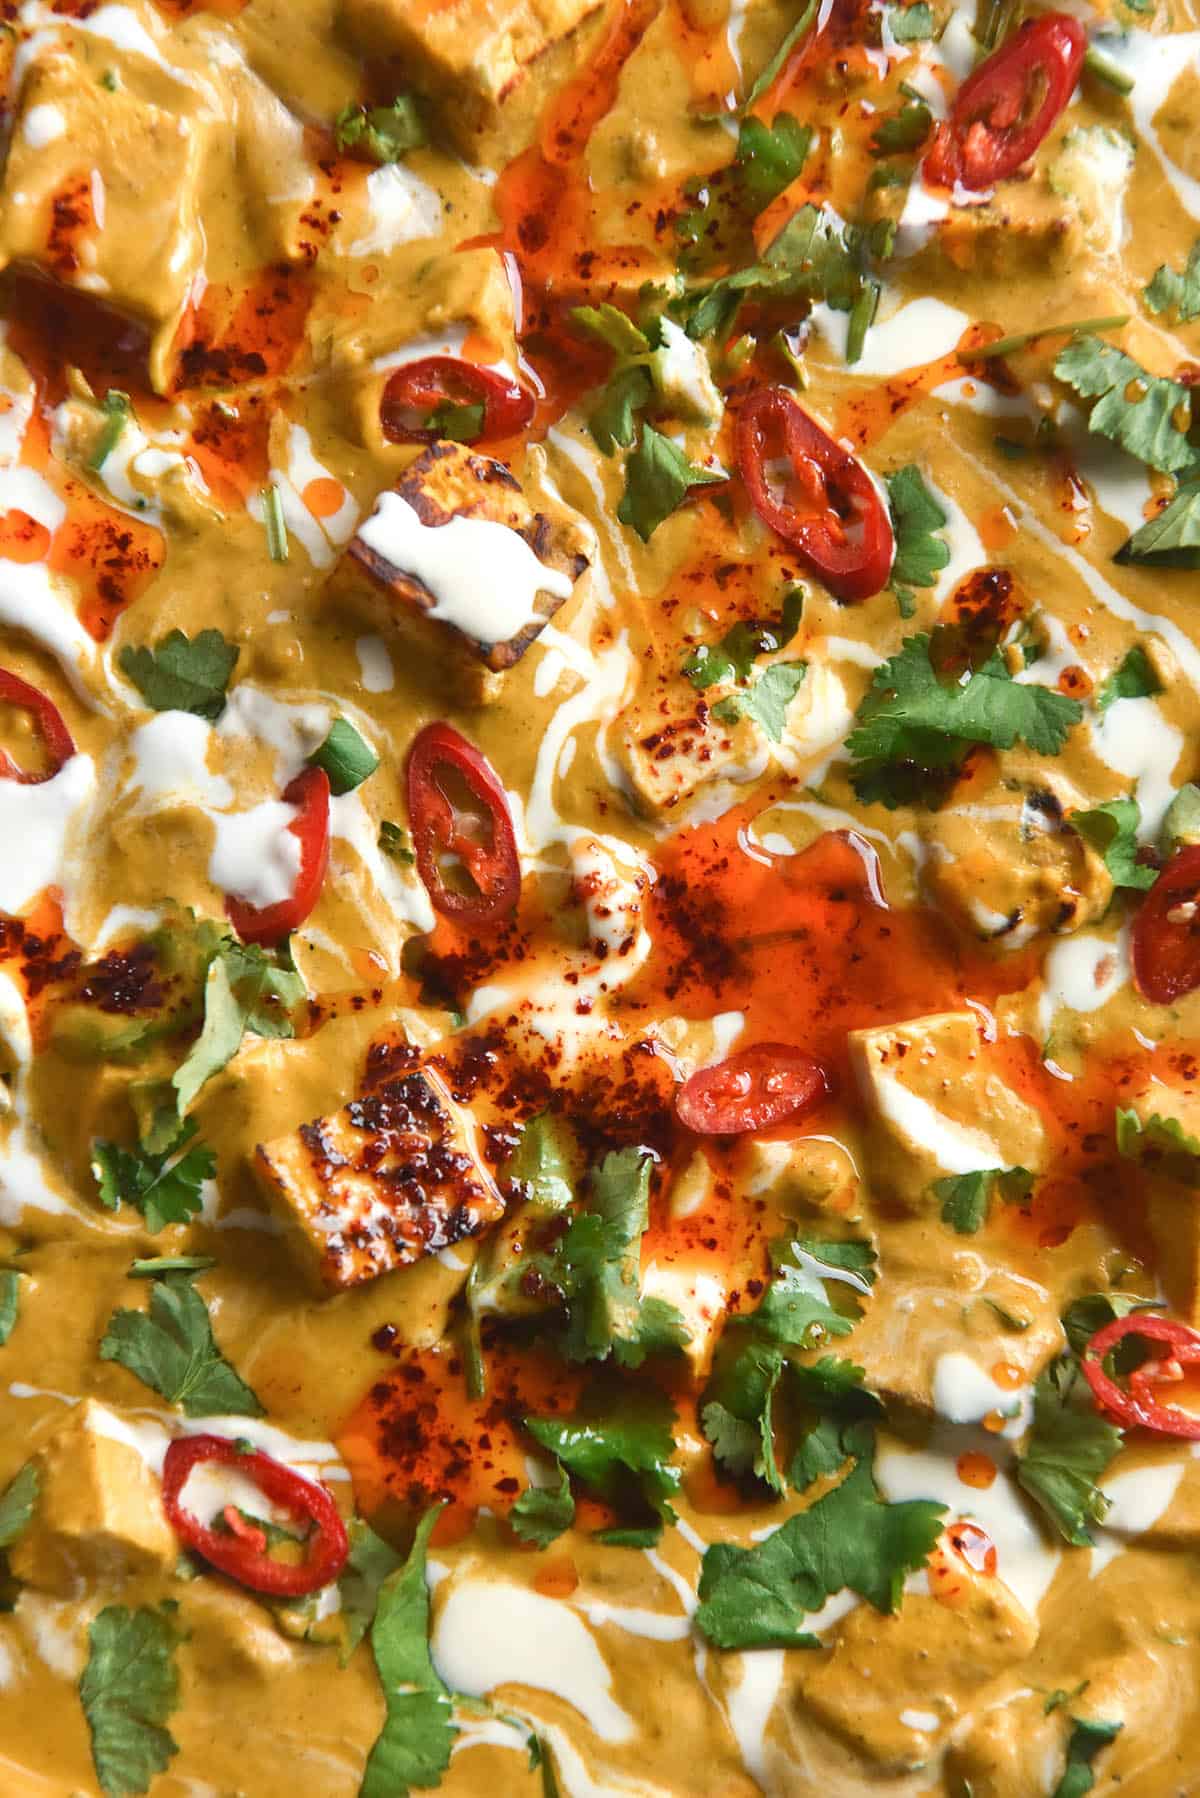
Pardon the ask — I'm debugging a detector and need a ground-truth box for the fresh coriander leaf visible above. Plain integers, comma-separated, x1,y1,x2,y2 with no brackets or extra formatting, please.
80,1604,181,1797
685,590,804,690
702,1237,874,1492
118,630,239,722
935,1167,1034,1234
1116,1106,1200,1185
695,1422,945,1648
171,956,244,1118
590,363,653,455
1055,337,1195,474
792,1237,878,1285
425,400,485,442
1070,798,1157,891
309,717,379,795
89,390,131,472
1095,646,1162,710
378,820,415,864
744,0,819,106
848,634,1082,807
713,661,807,741
788,1412,858,1491
511,1463,575,1548
0,1270,18,1346
570,304,651,359
887,1,935,38
526,1380,680,1545
737,113,812,212
617,425,725,541
1115,475,1200,569
1053,1716,1123,1798
0,1462,37,1547
360,1505,456,1798
502,1112,576,1214
91,1122,215,1234
100,1272,263,1418
1061,1292,1161,1358
1144,238,1200,324
1162,782,1200,854
1016,1365,1122,1546
335,96,426,163
887,465,950,590
683,202,871,342
339,1518,404,1665
871,97,932,156
169,938,303,1121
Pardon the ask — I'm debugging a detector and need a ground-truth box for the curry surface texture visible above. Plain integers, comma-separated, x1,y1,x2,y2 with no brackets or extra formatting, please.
0,0,1199,1794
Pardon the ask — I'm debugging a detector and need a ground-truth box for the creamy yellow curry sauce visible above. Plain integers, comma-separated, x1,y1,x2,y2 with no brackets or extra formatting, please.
0,0,1199,1793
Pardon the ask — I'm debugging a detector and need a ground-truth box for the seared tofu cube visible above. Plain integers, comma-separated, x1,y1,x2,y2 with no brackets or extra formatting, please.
340,0,603,148
326,440,592,704
802,1560,1037,1773
615,692,765,817
850,1011,1046,1209
255,1065,504,1291
10,1400,175,1598
0,49,210,388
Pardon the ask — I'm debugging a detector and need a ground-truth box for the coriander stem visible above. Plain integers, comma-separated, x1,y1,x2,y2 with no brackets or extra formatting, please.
957,315,1130,362
1084,44,1135,96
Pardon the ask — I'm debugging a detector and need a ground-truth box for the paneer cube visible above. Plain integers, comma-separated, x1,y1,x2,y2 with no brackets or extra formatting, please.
850,1011,1047,1209
0,49,211,387
9,1401,175,1598
340,0,603,148
255,1065,505,1291
801,1560,1037,1773
615,692,766,817
326,440,592,704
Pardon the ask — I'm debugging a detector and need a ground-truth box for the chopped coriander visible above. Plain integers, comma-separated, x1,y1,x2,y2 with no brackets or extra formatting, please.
261,483,289,563
1144,237,1200,322
570,303,651,359
88,390,131,473
695,1421,945,1648
1052,1716,1123,1798
1115,474,1200,569
425,400,484,442
737,113,813,213
985,1298,1032,1332
1055,336,1195,474
378,820,415,865
1116,1106,1200,1184
1161,782,1200,854
0,1461,37,1548
118,629,239,721
684,586,804,690
338,1517,404,1665
1061,1292,1161,1357
0,1269,18,1346
1095,645,1161,710
935,1167,1034,1234
525,1380,681,1546
958,317,1130,362
1069,797,1157,890
335,96,426,164
99,1272,263,1418
501,1111,577,1214
617,425,725,542
744,0,820,107
80,1604,181,1798
847,634,1083,809
887,0,935,39
309,717,379,795
589,364,653,455
870,96,932,156
845,277,880,365
713,661,807,741
510,1463,575,1548
886,465,950,608
359,1506,457,1797
91,1122,216,1234
1016,1364,1121,1546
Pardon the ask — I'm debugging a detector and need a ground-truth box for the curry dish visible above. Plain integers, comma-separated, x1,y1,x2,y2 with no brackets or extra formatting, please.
0,0,1200,1793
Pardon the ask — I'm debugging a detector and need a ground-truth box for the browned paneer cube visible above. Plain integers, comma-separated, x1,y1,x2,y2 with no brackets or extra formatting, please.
339,0,603,149
255,1065,504,1292
9,1401,176,1598
326,440,593,702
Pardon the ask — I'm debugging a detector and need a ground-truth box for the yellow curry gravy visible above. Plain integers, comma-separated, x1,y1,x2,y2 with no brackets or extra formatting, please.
0,0,1197,1793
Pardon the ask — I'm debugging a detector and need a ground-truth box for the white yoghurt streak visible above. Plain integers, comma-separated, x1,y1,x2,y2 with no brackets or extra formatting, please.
358,491,572,646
